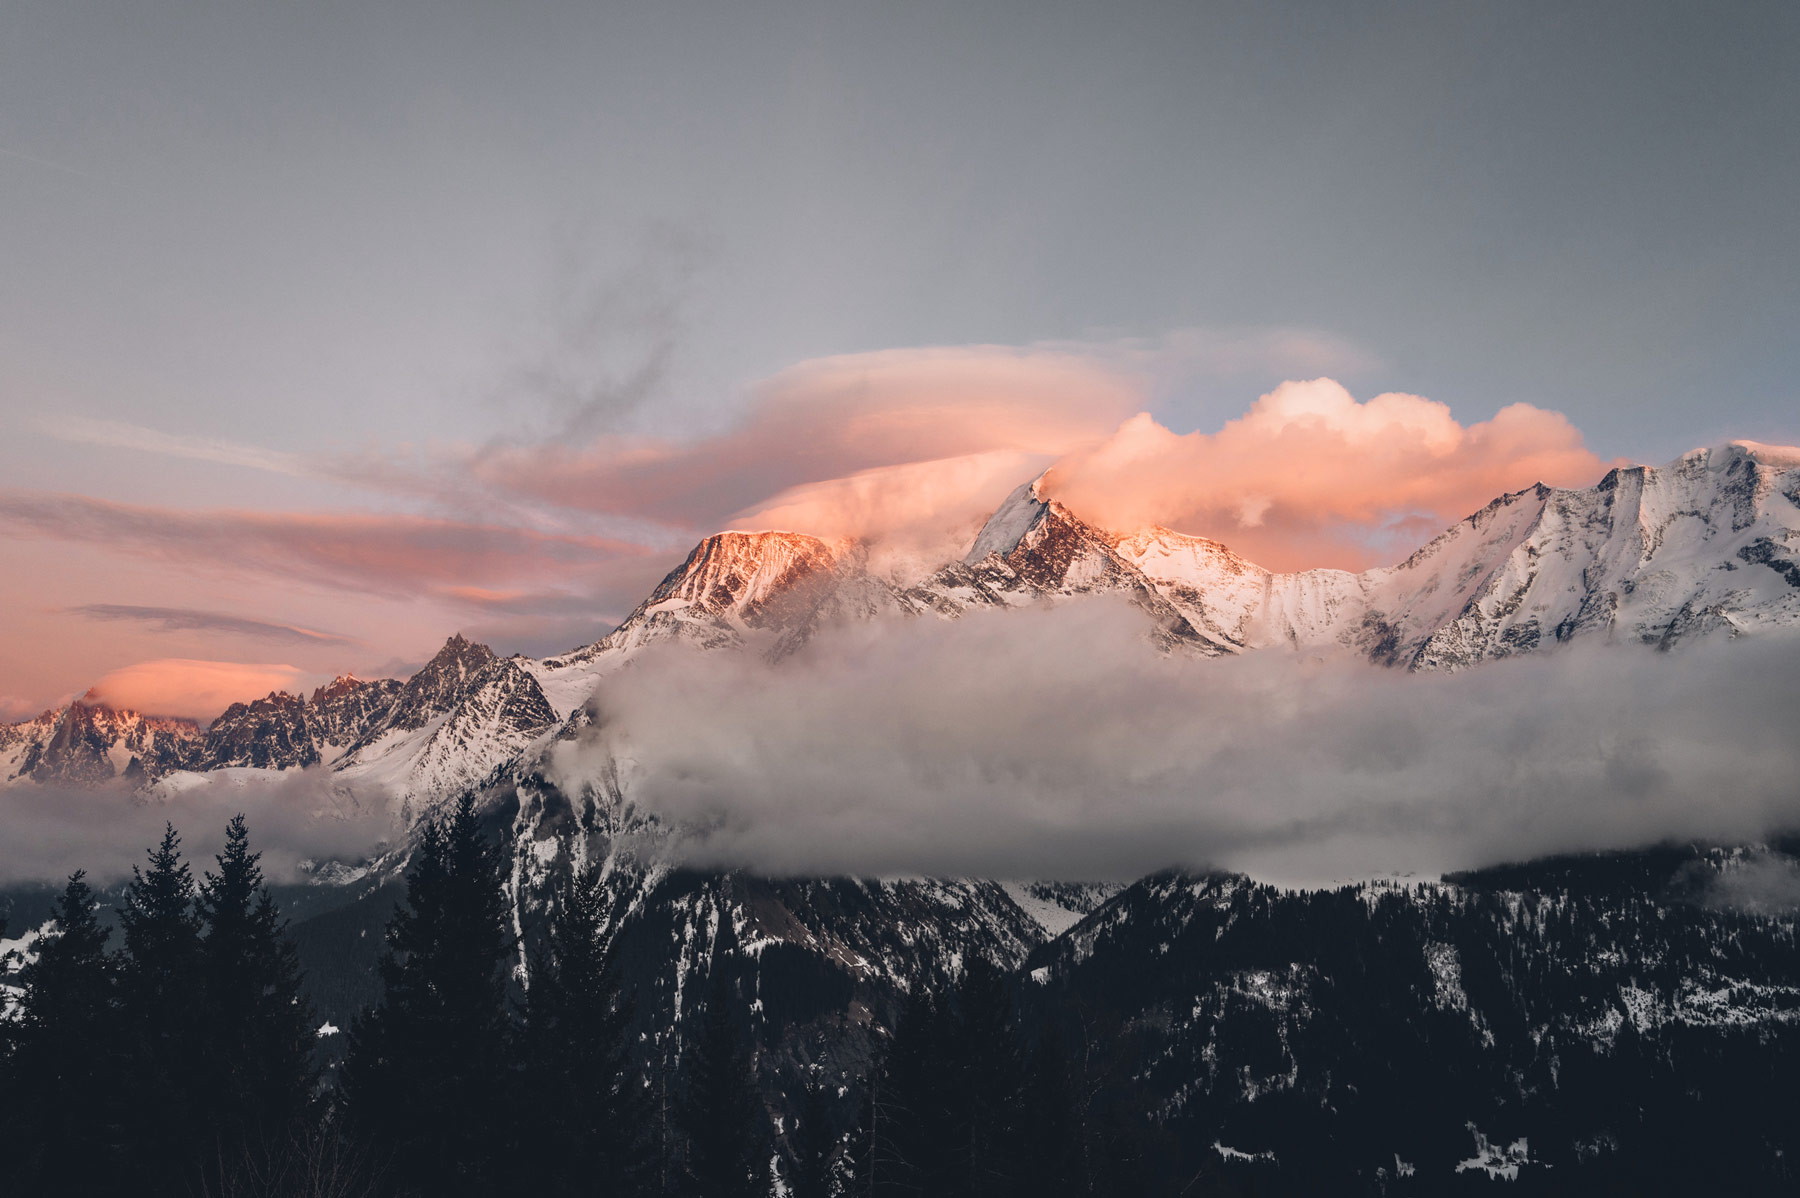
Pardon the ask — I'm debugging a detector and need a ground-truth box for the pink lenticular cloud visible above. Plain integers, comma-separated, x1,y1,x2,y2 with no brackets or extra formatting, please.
467,355,1612,573
732,450,1052,563
85,659,321,721
469,345,1139,526
1,344,1622,715
1041,379,1613,571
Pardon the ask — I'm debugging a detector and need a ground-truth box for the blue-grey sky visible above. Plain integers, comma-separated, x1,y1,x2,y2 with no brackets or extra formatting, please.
0,0,1795,714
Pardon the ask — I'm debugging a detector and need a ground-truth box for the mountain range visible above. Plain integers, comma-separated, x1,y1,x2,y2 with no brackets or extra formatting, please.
6,440,1798,805
5,440,1800,1190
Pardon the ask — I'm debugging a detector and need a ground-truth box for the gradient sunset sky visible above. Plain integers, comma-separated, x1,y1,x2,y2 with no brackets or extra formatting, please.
1,0,1795,719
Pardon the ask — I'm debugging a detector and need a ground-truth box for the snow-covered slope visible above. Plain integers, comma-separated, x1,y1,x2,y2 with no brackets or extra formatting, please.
567,529,908,659
5,442,1796,811
1381,443,1800,667
895,477,1214,652
330,636,559,820
1116,441,1800,668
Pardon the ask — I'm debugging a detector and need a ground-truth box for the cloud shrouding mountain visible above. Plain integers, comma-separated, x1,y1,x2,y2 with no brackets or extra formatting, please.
460,351,1609,574
467,345,1140,529
1041,378,1610,571
553,601,1800,884
4,343,1619,712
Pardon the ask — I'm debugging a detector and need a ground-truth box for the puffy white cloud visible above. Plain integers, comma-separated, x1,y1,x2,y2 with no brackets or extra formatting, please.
1043,378,1612,570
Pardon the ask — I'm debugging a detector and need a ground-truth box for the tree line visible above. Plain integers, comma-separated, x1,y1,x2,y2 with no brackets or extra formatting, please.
1,795,709,1196
34,790,1745,1194
0,791,1177,1197
0,814,316,1195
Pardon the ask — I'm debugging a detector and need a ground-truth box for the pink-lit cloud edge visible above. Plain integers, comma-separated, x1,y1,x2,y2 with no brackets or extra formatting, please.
4,345,1613,718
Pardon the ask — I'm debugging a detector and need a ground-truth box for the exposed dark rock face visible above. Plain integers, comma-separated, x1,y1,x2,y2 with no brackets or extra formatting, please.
364,633,499,738
197,675,408,770
201,691,322,769
1,699,202,785
1740,536,1800,589
307,674,406,746
340,635,555,759
329,638,560,816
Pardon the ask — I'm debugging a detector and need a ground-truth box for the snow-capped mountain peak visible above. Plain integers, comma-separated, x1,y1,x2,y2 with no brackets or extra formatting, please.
578,529,863,657
965,475,1051,562
5,441,1796,814
645,529,844,619
0,698,202,786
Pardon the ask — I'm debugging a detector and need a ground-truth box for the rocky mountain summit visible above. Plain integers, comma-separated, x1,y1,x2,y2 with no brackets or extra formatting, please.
5,441,1796,806
0,700,201,786
4,443,1798,1192
563,439,1800,677
2,636,558,804
962,440,1800,668
200,675,405,771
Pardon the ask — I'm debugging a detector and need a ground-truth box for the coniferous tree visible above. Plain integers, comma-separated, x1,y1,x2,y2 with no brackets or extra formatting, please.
519,864,655,1197
677,967,773,1198
949,956,1026,1193
341,793,513,1196
197,814,317,1153
116,822,209,1185
873,959,1030,1198
5,872,125,1195
1017,1030,1089,1198
873,988,954,1196
841,1081,876,1198
788,1073,841,1198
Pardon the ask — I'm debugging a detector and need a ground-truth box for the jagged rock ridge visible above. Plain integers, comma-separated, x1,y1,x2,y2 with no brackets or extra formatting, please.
0,699,202,786
4,442,1797,804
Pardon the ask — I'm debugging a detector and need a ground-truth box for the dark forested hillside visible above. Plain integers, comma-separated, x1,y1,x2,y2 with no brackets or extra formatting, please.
6,828,1799,1196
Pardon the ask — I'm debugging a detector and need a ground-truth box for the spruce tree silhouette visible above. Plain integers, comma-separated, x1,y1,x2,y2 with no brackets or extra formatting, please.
1017,1030,1089,1198
520,864,656,1197
950,956,1027,1194
677,961,773,1198
5,872,125,1195
341,793,513,1197
872,987,953,1196
788,1074,840,1198
197,814,317,1161
116,823,208,1187
873,958,1029,1198
841,1083,876,1198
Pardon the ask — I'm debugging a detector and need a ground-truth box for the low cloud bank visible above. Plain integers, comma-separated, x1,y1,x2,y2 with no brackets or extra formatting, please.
1698,853,1800,915
0,768,396,887
555,602,1800,885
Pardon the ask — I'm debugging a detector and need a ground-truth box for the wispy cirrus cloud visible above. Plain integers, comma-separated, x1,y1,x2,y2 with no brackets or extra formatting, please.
0,490,654,599
64,604,354,647
39,415,310,476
